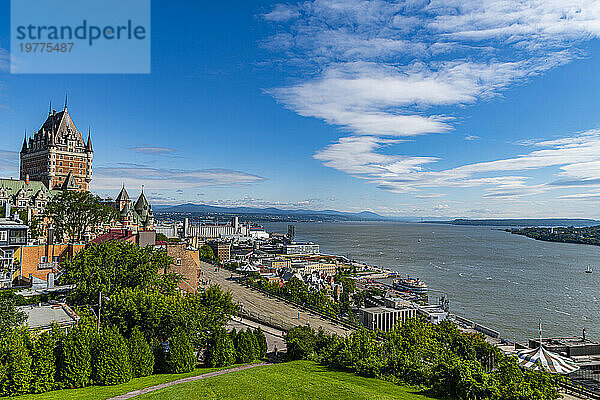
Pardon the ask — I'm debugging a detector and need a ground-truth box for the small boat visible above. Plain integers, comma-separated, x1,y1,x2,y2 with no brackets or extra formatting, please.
586,265,593,274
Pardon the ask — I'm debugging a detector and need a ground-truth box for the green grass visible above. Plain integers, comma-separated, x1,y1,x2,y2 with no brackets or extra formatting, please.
138,360,437,400
13,366,228,400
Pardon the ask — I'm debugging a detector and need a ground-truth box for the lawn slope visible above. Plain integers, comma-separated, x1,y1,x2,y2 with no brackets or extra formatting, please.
138,360,436,400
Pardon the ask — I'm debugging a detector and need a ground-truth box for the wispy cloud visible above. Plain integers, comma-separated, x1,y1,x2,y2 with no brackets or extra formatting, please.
130,146,177,154
464,135,480,141
263,0,600,203
91,167,266,190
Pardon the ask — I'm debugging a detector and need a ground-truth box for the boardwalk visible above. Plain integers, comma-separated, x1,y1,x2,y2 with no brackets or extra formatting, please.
199,261,352,336
107,363,269,400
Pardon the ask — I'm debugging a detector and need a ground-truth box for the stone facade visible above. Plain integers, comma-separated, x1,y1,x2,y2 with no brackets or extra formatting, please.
20,103,93,191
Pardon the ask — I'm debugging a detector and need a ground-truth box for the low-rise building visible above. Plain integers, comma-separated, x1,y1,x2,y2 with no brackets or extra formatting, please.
18,242,85,283
283,243,320,255
359,306,417,332
18,302,79,332
0,209,28,288
163,243,200,293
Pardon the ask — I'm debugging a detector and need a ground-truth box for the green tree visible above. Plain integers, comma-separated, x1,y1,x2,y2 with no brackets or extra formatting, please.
253,327,268,359
128,327,154,378
60,325,93,388
44,190,119,243
206,327,236,367
0,329,32,395
29,331,56,393
235,330,258,364
199,245,215,261
167,327,195,373
0,293,26,336
93,327,131,385
285,326,317,361
61,241,175,305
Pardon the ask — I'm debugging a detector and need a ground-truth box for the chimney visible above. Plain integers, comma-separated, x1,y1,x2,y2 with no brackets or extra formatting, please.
4,202,10,218
25,174,29,184
48,225,54,245
47,272,55,289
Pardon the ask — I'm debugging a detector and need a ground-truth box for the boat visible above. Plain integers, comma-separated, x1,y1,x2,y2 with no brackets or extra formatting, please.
586,265,593,274
393,276,428,294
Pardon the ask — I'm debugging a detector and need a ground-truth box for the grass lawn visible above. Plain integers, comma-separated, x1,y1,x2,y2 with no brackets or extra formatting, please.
13,366,229,400
137,360,437,400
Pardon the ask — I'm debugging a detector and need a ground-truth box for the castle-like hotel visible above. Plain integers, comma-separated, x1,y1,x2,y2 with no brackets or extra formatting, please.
2,101,153,232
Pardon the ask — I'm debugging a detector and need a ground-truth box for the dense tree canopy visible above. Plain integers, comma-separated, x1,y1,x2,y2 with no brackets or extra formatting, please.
44,190,119,243
61,241,175,305
0,293,26,336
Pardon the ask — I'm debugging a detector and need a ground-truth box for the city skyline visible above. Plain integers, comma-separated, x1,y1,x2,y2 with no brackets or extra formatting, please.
1,1,600,218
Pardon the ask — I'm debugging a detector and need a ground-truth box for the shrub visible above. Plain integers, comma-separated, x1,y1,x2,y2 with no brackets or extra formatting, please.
93,327,132,385
29,332,55,393
60,326,92,388
234,330,257,363
151,338,167,374
253,327,268,359
0,329,32,395
285,326,316,360
167,327,195,373
128,327,154,378
206,327,236,367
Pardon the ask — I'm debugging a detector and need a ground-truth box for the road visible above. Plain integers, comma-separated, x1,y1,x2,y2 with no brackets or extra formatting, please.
199,261,352,336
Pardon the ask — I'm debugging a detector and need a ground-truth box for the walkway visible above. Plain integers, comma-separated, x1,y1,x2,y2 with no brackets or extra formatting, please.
107,363,270,400
199,261,352,335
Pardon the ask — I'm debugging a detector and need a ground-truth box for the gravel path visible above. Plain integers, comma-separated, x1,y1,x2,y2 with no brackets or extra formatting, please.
107,363,270,400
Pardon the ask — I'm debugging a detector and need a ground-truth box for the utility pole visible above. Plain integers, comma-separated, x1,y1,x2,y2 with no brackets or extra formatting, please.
97,291,102,334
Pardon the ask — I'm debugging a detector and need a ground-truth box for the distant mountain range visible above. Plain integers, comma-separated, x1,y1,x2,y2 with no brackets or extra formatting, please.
154,203,387,221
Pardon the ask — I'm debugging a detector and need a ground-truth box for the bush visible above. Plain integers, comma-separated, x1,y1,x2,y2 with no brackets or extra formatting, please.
93,327,132,385
128,327,154,378
60,326,93,388
167,328,195,373
253,327,268,359
206,327,236,367
285,326,316,360
151,338,167,374
234,330,257,364
0,329,32,395
29,332,55,393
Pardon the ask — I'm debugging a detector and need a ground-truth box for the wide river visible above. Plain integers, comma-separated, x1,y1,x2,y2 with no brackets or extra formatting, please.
263,221,600,342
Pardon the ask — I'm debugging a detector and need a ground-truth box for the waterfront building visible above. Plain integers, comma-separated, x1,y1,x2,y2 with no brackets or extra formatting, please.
20,101,93,191
292,261,336,276
283,243,320,255
359,306,417,332
187,217,250,239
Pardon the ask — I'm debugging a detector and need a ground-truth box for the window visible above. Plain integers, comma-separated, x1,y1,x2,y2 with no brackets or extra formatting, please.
176,258,182,265
40,256,47,263
59,161,62,166
0,231,7,241
53,256,59,262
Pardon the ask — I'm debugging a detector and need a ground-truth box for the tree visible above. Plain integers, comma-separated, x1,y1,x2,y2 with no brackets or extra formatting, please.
253,327,268,359
61,241,174,305
128,327,154,378
0,293,26,336
156,232,168,242
0,329,32,395
234,330,257,363
199,245,215,261
206,327,236,367
167,327,195,373
285,326,317,360
60,325,93,388
44,190,119,243
93,327,131,385
29,332,56,393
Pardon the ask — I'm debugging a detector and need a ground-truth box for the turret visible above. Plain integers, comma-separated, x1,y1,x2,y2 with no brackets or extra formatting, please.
86,129,93,152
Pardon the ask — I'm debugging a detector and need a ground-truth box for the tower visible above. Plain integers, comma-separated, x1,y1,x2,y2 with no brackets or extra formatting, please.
20,101,93,191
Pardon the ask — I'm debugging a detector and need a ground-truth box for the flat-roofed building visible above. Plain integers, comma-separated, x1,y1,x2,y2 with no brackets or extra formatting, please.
284,243,319,255
359,306,417,332
18,302,79,332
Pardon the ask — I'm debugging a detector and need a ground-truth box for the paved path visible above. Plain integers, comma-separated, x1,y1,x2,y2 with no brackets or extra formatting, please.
199,261,352,335
107,363,269,400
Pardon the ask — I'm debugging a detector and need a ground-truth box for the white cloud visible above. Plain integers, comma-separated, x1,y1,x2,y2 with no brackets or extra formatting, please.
130,146,177,154
263,0,600,206
464,135,480,141
91,167,266,190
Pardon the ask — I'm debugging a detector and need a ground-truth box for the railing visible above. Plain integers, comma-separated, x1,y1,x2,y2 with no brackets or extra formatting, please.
561,379,600,400
38,262,58,270
238,308,296,332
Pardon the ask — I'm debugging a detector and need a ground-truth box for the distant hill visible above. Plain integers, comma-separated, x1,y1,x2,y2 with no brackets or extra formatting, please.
154,203,387,221
423,218,600,227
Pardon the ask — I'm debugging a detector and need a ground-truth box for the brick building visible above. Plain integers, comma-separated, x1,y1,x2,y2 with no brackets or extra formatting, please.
162,243,200,293
20,101,93,192
18,242,85,283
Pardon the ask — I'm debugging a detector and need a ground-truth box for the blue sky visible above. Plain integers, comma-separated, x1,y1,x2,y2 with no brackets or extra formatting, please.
1,0,600,218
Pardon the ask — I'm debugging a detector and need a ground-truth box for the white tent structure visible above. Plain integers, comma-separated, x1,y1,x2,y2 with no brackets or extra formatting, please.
516,320,580,375
517,346,580,374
